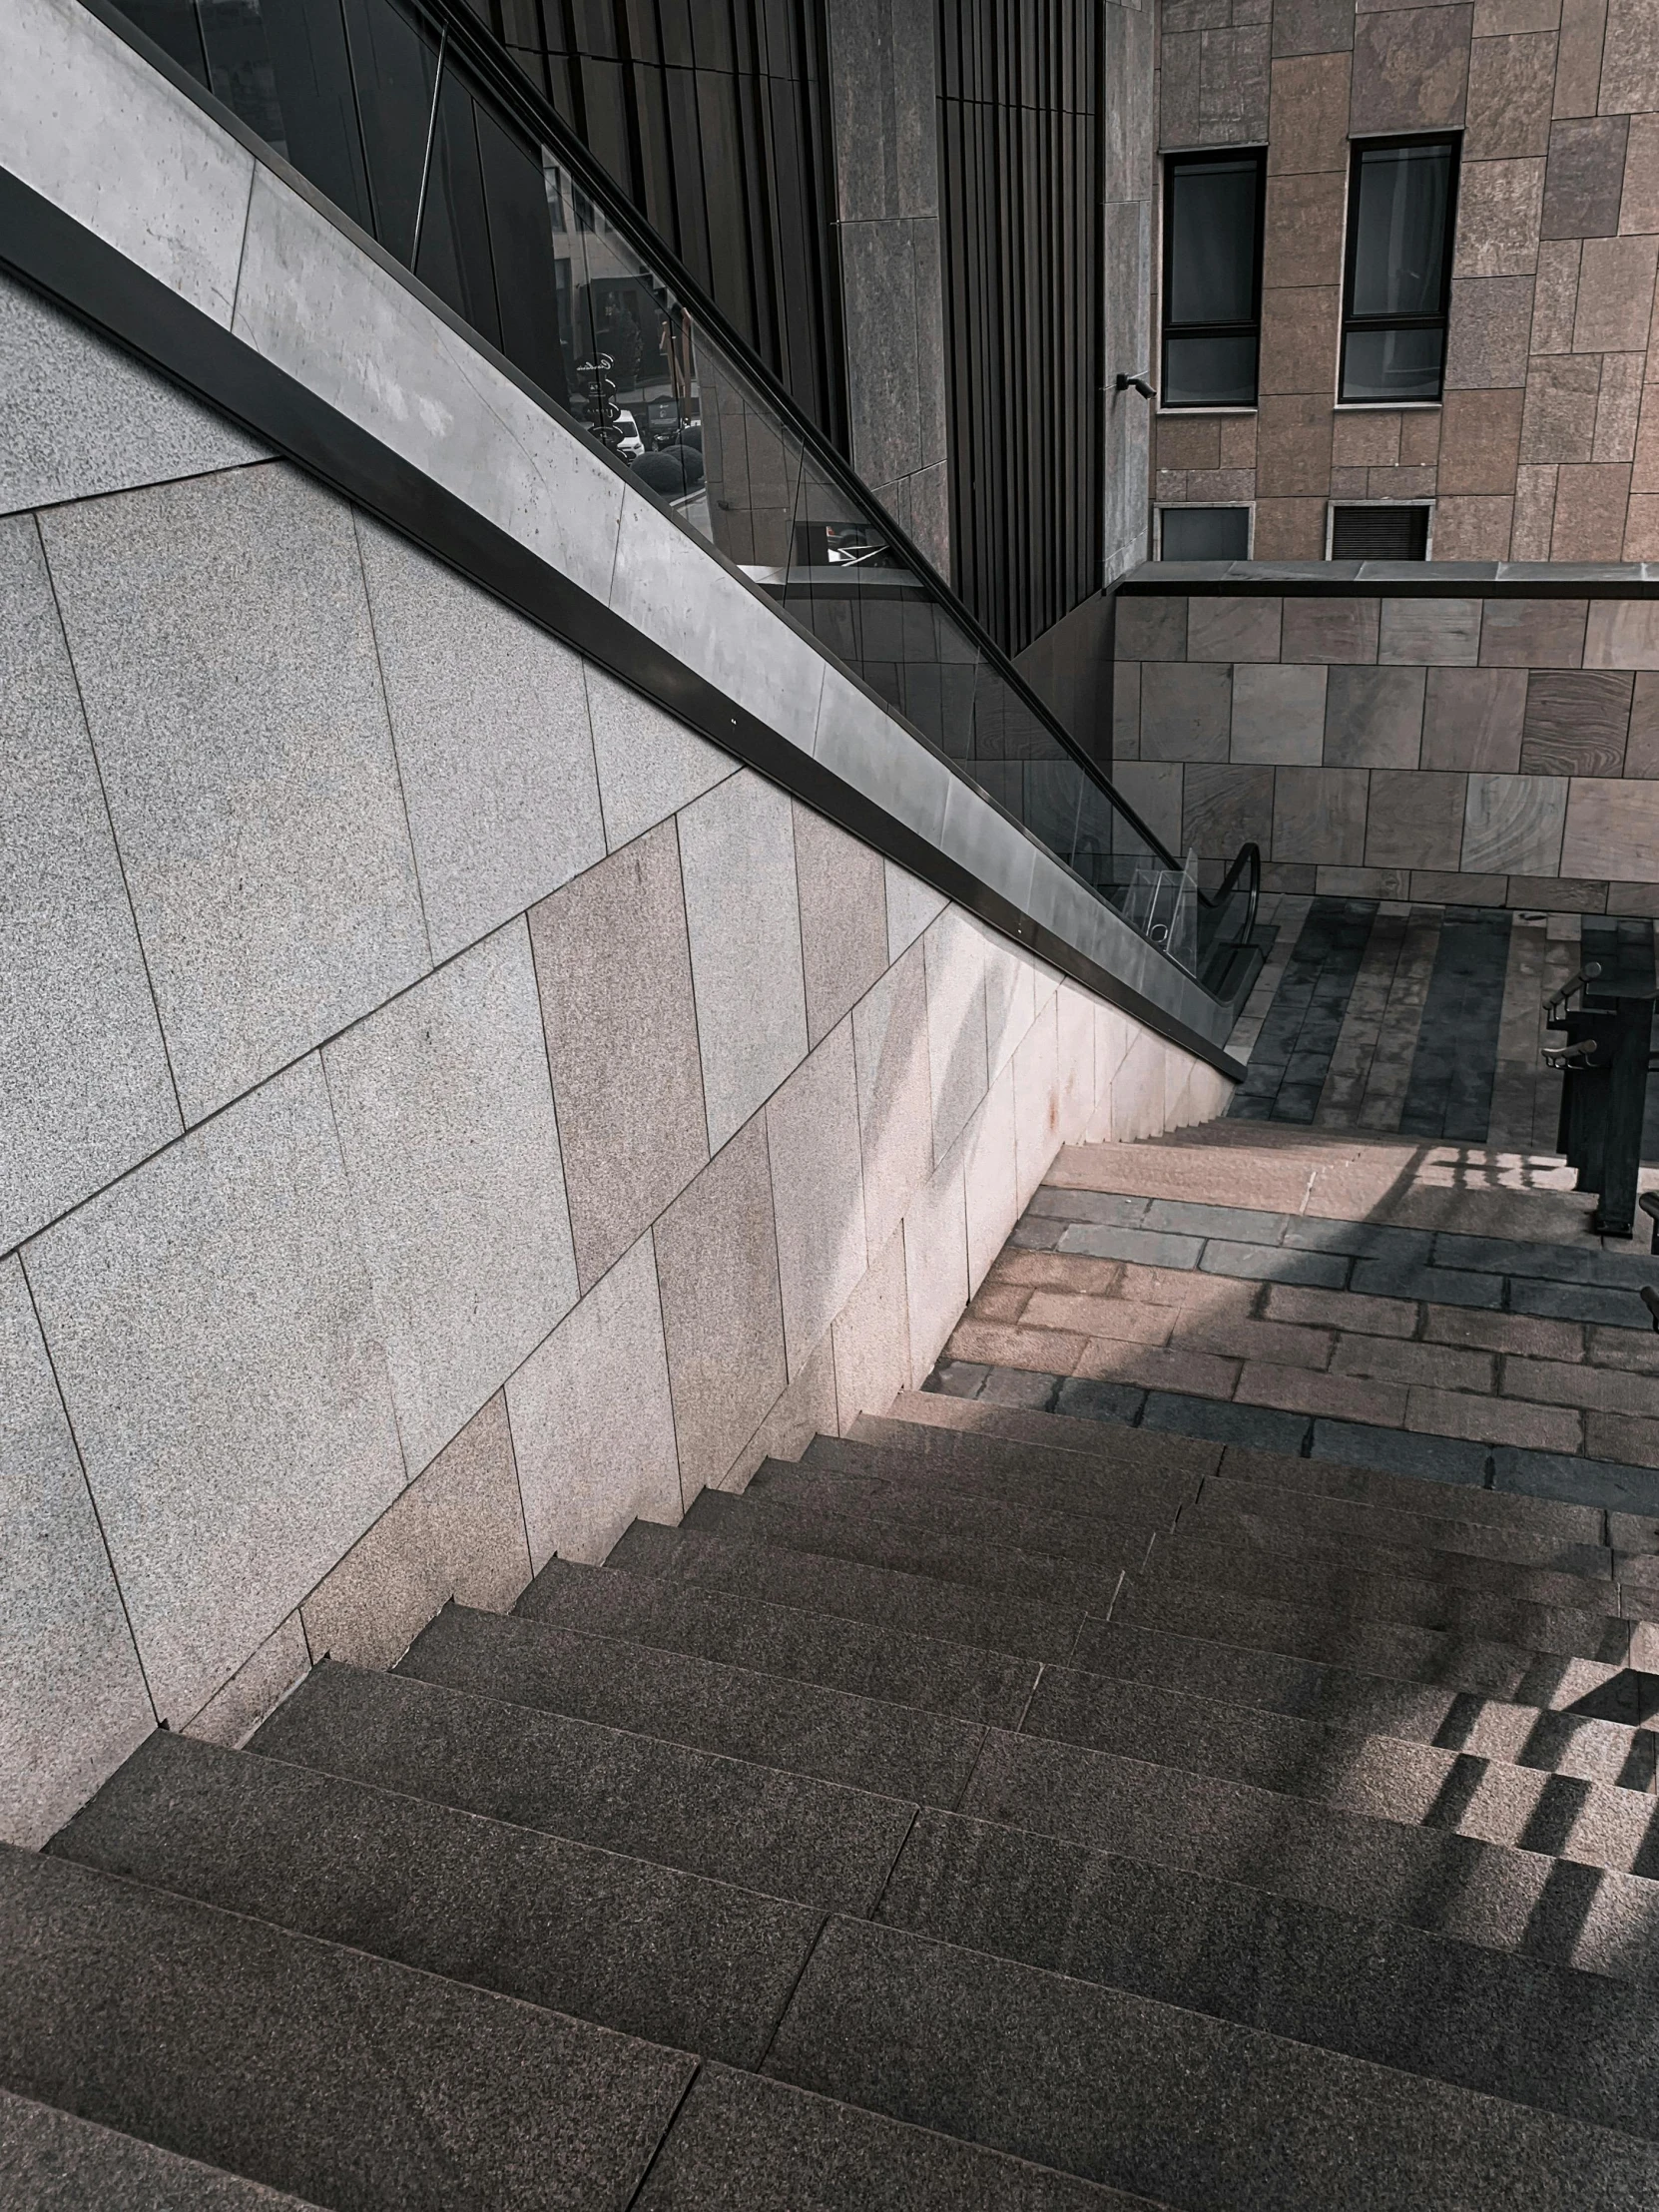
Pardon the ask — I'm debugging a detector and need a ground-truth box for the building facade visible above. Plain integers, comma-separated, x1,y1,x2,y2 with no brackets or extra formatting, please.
1154,0,1659,563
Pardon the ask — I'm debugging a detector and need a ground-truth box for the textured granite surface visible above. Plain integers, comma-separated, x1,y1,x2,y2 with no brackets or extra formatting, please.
0,2089,320,2209
248,1663,911,1912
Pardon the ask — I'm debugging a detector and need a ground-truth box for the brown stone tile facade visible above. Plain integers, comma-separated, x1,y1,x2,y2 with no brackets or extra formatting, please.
1115,586,1659,903
1156,0,1659,558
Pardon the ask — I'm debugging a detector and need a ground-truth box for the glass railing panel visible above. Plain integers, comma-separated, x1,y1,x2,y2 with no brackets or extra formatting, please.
101,0,1261,1004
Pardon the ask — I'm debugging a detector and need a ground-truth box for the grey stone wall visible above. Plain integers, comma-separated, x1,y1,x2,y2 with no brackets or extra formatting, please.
825,0,951,572
1,276,1231,1849
1115,581,1659,907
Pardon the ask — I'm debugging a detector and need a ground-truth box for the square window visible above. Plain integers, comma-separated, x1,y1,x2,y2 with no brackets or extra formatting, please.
1330,504,1429,559
1161,506,1251,560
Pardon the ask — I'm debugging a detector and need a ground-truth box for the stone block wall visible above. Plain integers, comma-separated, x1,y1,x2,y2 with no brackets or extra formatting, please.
1115,580,1659,905
2,278,1231,1850
1157,0,1659,560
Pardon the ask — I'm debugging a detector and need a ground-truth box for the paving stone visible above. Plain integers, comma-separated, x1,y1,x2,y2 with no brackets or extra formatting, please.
1056,1225,1206,1268
1266,1284,1419,1337
249,1660,911,1912
1137,1201,1291,1243
1491,1448,1659,1519
1351,1260,1503,1309
607,1521,1086,1664
1407,1387,1582,1454
1027,1191,1152,1227
1073,1342,1244,1398
1023,1292,1178,1346
1225,1438,1595,1532
1140,1391,1314,1453
0,1844,694,2212
395,1604,985,1809
1509,1277,1654,1326
1169,1313,1335,1370
51,1731,817,2069
1426,1308,1585,1362
516,1554,1039,1730
1052,1378,1151,1426
1198,1243,1351,1286
1332,1337,1495,1393
1502,1357,1659,1416
877,1810,1659,2138
840,1417,1209,1504
1236,1364,1408,1426
1279,1219,1433,1264
947,1319,1089,1376
1434,1233,1658,1289
1195,1478,1613,1577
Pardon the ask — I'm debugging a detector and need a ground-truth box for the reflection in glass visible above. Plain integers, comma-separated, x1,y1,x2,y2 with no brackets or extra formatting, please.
1350,143,1452,318
1160,506,1250,561
99,0,1258,994
1167,159,1260,326
1339,323,1444,403
1162,332,1258,409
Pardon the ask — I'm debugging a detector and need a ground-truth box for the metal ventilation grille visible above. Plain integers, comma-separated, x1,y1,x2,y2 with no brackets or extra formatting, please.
1330,503,1429,559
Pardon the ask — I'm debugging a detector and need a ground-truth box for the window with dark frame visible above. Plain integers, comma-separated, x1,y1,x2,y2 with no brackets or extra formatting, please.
1160,507,1251,560
1339,136,1459,405
1160,150,1266,409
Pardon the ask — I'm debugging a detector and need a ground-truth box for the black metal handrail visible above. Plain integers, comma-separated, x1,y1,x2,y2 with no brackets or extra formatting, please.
104,0,1258,996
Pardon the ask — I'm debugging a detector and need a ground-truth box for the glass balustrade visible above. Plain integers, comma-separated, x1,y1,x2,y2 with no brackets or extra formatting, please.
112,0,1258,999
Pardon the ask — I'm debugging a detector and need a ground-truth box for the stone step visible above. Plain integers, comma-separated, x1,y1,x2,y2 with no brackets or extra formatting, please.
0,1845,695,2212
1071,1615,1655,1788
395,1604,984,1809
763,1917,1659,2211
1193,1469,1620,1576
250,1661,911,1913
0,2086,323,2210
1105,1573,1643,1696
1145,1532,1641,1660
49,1730,821,2070
607,1520,1087,1664
878,1806,1659,2141
885,1393,1607,1539
516,1556,1040,1730
749,1455,1164,1573
1172,1501,1624,1612
1018,1669,1659,1868
961,1728,1659,1987
683,1486,1124,1614
633,2063,1162,2210
808,1427,1201,1523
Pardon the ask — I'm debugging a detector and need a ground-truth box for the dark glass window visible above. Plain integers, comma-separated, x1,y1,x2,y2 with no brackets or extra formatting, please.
1340,138,1459,404
1161,151,1265,409
1330,503,1430,559
1161,507,1250,560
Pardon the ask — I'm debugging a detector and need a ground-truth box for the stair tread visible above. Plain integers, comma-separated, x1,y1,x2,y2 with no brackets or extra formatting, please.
607,1519,1087,1662
1196,1470,1622,1575
1144,1535,1638,1659
395,1603,985,1808
51,1731,820,2070
1104,1573,1634,1694
753,1453,1169,1568
249,1661,911,1912
961,1728,1659,1986
885,1392,1606,1538
1072,1615,1653,1785
1018,1669,1659,1868
764,1917,1659,2211
0,1845,693,2212
635,2063,1164,2210
809,1429,1196,1525
684,1486,1126,1611
878,1807,1659,2141
0,2086,323,2210
1168,1508,1624,1611
853,1405,1217,1494
516,1555,1040,1729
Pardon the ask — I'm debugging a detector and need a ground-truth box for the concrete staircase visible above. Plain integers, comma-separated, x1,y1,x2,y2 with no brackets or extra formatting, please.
11,1374,1659,2202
